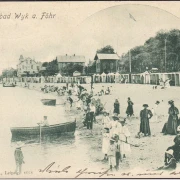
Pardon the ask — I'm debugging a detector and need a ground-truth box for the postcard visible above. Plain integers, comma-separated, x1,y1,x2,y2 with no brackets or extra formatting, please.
1,1,180,178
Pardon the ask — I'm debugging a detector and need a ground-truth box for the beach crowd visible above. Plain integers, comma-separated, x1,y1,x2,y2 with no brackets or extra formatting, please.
14,81,180,174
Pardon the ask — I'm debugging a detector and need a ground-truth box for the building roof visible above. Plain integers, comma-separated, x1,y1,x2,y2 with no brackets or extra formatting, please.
94,53,119,60
57,55,86,63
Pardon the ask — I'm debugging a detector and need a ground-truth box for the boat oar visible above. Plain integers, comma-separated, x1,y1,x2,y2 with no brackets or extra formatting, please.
56,103,64,106
37,122,42,144
119,140,140,147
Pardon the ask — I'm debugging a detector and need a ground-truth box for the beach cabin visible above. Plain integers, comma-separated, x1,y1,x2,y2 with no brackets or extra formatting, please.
101,72,107,83
115,72,121,83
141,71,150,84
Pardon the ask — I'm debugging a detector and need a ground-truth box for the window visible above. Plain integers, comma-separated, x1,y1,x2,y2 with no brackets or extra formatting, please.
30,60,32,64
31,65,33,69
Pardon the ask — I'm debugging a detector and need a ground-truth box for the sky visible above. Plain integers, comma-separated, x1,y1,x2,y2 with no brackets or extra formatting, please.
1,2,180,73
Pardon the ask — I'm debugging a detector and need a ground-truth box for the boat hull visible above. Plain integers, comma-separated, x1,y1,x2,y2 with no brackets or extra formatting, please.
10,121,76,137
3,84,16,87
41,99,56,106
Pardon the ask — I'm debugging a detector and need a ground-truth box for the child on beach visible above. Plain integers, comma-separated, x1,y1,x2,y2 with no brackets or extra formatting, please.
119,119,131,158
108,138,116,171
102,128,110,161
114,135,121,170
102,111,110,129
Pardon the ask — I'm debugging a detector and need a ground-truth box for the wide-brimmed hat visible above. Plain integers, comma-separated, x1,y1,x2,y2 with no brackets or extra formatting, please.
16,141,25,148
168,100,174,105
143,104,148,107
155,101,160,105
165,149,174,156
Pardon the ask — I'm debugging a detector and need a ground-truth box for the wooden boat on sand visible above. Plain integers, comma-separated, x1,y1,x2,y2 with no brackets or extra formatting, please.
10,120,76,138
3,83,16,87
41,99,56,106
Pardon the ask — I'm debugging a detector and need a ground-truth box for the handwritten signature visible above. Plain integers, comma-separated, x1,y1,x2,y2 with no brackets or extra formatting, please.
39,162,115,178
75,168,114,178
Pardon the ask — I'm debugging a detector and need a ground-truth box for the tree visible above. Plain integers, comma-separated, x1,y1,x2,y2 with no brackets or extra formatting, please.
2,68,17,78
42,59,59,76
61,63,84,76
97,45,115,54
122,29,180,73
87,61,96,74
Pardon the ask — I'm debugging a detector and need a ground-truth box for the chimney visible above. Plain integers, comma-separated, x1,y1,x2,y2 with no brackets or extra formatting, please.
74,54,75,56
66,54,67,56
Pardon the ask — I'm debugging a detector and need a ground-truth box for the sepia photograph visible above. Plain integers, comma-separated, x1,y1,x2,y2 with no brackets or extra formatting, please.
1,1,180,178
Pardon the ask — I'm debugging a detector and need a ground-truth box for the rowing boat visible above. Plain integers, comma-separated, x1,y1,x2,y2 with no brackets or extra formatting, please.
10,120,76,137
3,83,16,87
41,99,56,106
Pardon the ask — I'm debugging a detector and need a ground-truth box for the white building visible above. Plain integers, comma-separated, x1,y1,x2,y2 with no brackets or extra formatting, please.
17,55,42,77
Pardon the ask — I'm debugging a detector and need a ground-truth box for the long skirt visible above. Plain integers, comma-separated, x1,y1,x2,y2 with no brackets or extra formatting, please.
167,115,178,135
126,105,133,116
113,108,120,114
102,138,109,154
140,119,151,135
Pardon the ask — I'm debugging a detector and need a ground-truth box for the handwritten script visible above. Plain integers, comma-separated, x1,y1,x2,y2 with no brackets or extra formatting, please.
1,162,180,177
39,162,115,178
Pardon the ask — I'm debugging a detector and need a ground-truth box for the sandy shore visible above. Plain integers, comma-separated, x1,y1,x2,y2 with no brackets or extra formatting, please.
16,82,180,172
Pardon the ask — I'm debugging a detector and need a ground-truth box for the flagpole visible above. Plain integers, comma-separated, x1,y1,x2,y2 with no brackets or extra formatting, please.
129,50,131,73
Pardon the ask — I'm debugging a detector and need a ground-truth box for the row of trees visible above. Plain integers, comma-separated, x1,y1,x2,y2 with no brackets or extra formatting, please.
2,29,180,78
121,29,180,73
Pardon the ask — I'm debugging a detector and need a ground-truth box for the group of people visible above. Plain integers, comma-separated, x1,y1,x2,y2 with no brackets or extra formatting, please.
161,100,180,135
101,112,131,171
21,81,180,173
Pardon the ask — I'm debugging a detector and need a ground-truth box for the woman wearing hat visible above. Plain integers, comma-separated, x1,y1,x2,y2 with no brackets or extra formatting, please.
157,150,176,170
166,100,179,135
139,104,153,136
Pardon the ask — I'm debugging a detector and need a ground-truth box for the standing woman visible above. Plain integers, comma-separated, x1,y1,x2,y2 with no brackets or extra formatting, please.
113,99,120,115
167,100,179,135
139,104,153,136
126,97,134,117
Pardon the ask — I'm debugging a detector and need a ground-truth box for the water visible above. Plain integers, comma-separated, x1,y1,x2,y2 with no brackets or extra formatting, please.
0,86,100,177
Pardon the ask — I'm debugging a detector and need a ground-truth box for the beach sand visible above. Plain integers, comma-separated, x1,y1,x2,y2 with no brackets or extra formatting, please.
16,82,180,173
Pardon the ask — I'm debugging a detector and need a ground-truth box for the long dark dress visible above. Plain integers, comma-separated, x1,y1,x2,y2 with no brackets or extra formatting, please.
140,109,153,135
167,105,179,135
114,102,120,114
126,100,134,116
